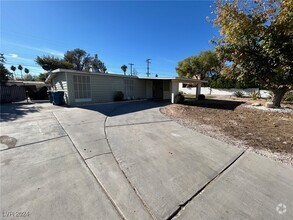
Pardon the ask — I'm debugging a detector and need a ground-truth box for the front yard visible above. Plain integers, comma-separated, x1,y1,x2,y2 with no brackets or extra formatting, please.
161,97,293,165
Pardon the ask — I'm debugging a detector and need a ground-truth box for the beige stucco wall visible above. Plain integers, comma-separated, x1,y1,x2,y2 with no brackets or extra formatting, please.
63,72,147,105
90,74,124,103
50,71,175,105
133,78,147,99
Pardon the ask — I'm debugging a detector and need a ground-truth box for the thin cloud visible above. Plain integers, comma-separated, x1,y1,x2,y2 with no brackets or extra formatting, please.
7,53,18,58
6,54,34,63
44,48,64,57
2,40,64,57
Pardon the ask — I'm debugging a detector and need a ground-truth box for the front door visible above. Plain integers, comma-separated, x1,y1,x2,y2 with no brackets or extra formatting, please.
152,80,163,99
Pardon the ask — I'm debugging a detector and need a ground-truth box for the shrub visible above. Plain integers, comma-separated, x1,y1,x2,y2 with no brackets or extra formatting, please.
233,91,244,97
198,94,205,100
113,91,124,101
283,91,293,102
250,90,261,100
174,93,185,104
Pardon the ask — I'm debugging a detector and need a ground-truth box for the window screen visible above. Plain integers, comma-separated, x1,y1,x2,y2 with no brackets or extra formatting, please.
73,75,91,99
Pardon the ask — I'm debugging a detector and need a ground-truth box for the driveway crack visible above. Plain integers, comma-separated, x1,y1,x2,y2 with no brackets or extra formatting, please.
104,106,157,220
166,150,247,220
106,120,172,128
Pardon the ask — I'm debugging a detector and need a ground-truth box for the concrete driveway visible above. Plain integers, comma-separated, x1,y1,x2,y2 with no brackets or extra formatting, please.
1,101,292,219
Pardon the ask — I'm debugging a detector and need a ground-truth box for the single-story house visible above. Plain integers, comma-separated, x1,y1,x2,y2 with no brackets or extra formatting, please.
45,69,205,105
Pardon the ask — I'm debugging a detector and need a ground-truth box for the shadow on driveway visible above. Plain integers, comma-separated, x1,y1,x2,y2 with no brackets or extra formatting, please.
75,100,170,117
0,102,39,122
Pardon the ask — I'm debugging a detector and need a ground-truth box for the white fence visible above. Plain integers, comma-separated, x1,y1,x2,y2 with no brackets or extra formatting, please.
180,87,271,99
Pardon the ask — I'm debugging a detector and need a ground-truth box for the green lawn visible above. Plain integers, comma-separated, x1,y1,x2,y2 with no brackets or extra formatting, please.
183,94,196,99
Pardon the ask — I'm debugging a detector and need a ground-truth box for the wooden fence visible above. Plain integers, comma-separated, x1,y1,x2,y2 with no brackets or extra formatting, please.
0,85,27,103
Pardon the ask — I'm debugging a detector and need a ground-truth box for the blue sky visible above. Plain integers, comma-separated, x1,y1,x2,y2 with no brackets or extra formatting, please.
1,0,218,77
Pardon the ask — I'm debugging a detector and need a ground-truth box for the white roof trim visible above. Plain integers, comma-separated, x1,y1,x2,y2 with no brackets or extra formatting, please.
44,69,207,83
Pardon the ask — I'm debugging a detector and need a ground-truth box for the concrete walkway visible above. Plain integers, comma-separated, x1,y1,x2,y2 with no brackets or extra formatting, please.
1,101,292,219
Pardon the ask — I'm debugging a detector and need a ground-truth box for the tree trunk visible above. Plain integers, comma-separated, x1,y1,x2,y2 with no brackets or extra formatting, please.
271,88,289,107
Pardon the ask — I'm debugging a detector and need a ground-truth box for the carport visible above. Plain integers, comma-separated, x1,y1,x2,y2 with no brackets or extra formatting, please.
140,77,206,103
170,78,206,103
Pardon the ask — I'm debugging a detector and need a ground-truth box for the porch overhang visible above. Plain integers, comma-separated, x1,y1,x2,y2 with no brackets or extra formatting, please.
171,78,207,103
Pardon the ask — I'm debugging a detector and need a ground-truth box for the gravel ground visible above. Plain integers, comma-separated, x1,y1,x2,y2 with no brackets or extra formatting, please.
160,98,293,166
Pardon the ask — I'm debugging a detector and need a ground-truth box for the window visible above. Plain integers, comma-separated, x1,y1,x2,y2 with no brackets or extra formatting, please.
73,75,91,101
124,79,134,97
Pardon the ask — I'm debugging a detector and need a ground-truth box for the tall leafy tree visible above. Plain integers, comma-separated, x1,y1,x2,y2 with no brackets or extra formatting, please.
36,49,107,73
36,56,73,71
121,64,127,75
10,65,16,79
91,54,107,73
0,53,12,84
38,72,50,82
212,0,293,107
176,50,221,79
18,65,23,79
64,48,91,71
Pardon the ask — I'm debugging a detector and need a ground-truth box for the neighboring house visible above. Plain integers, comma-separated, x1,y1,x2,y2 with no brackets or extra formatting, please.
45,69,204,105
5,80,48,101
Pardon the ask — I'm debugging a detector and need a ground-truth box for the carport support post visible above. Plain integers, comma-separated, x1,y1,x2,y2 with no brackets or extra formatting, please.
196,82,201,100
171,80,179,103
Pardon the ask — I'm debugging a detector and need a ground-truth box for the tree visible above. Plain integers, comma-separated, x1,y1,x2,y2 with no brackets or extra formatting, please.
64,48,92,71
23,74,37,81
36,56,73,71
0,53,5,63
212,0,293,107
91,54,107,73
10,65,16,79
121,64,127,75
24,68,29,75
0,53,12,84
38,72,50,82
176,50,221,80
18,65,23,79
36,49,107,73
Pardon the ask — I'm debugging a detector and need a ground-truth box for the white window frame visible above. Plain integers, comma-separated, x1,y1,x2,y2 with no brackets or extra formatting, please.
73,74,92,102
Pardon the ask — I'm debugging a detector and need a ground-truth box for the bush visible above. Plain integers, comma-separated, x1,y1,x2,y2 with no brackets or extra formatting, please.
174,93,185,104
283,91,293,102
233,91,244,97
250,90,261,100
113,91,124,101
198,94,205,100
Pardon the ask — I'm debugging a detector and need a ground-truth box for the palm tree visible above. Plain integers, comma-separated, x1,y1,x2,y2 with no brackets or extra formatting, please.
18,65,23,79
121,64,127,75
10,65,16,79
24,68,29,75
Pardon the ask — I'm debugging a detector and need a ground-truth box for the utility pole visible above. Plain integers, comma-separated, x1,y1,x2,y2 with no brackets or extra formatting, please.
129,63,134,76
146,59,151,77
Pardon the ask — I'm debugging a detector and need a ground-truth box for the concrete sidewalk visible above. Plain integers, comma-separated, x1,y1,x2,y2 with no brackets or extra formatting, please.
1,101,293,219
